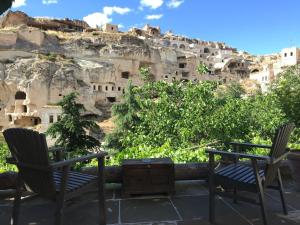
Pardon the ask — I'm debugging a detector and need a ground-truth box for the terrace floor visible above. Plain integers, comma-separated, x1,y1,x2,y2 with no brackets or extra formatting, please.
1,179,300,225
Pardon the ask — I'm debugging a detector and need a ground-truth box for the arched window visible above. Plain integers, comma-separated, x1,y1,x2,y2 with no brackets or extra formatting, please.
204,48,210,53
179,44,185,50
15,91,26,100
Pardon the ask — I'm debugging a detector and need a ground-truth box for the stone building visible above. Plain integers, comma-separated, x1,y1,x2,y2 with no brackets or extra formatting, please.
280,47,300,67
249,64,275,92
143,24,161,37
40,105,62,132
102,23,118,33
0,11,275,131
249,47,300,92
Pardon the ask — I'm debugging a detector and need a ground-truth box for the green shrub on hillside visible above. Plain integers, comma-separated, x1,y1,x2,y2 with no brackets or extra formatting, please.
0,141,17,173
105,80,288,162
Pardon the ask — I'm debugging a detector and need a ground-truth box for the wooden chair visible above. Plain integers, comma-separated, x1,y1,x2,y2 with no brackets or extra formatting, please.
206,123,295,225
3,128,107,225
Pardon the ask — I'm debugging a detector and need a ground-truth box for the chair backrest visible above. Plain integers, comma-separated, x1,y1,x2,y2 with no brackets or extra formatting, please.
264,123,295,186
3,128,56,198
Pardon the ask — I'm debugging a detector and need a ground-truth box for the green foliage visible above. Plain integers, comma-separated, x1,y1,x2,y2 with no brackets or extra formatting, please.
196,63,210,75
39,53,58,62
46,92,100,154
106,81,141,149
138,67,153,83
222,82,246,99
105,80,288,164
0,136,17,173
271,65,300,126
88,142,209,166
271,65,300,143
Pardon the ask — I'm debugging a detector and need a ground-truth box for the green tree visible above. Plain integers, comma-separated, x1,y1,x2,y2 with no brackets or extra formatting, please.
196,63,210,75
139,67,153,83
105,81,141,149
106,80,287,152
271,65,300,127
216,82,246,100
271,65,300,142
46,92,100,154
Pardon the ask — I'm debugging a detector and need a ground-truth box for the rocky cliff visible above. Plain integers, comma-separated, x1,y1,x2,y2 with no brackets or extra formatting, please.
0,12,259,131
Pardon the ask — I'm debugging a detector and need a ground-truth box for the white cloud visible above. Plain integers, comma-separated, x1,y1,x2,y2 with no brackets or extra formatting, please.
118,24,125,29
12,0,26,8
42,0,58,5
140,0,164,9
83,6,131,28
103,6,131,15
83,13,112,28
145,14,163,20
167,0,184,8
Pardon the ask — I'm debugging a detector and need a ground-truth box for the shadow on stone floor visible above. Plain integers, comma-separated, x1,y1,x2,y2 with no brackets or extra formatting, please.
1,180,300,225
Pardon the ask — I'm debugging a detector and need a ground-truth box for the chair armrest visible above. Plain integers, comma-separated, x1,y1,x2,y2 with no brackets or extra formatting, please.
48,147,65,161
206,149,271,163
50,152,107,168
48,147,65,153
228,142,272,149
272,151,290,164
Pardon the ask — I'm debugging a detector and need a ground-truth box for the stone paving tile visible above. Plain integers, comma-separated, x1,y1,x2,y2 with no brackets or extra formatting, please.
119,222,177,225
171,195,250,225
0,205,12,225
1,179,300,225
177,219,210,225
0,198,118,225
64,200,119,225
269,189,300,210
221,191,299,225
120,198,180,224
173,180,208,197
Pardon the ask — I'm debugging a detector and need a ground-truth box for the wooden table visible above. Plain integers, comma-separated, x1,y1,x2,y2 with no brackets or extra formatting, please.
122,158,175,196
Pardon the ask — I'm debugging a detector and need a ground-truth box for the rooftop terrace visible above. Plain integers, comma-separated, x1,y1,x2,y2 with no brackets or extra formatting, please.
1,179,300,225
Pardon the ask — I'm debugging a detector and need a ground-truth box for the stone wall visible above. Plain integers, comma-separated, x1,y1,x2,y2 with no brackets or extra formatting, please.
0,32,17,47
0,14,265,131
17,28,45,46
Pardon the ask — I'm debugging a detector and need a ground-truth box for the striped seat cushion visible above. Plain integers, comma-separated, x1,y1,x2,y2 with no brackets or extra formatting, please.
216,164,265,184
53,170,97,192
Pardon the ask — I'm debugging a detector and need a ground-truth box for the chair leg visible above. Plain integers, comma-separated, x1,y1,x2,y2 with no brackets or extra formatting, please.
252,159,268,225
55,196,65,225
209,185,215,224
55,166,69,225
208,153,215,224
233,187,237,204
98,157,106,225
11,177,22,225
277,169,288,215
257,186,268,225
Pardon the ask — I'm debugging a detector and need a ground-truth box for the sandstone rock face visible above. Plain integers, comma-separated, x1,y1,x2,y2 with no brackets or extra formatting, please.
0,11,90,32
0,11,29,28
0,17,252,131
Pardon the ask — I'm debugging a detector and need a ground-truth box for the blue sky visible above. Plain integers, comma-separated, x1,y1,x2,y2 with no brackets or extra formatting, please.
10,0,300,55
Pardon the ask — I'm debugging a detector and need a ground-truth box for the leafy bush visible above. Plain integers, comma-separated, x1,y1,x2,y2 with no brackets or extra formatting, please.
271,65,300,143
47,92,100,155
139,67,153,83
105,80,288,164
0,136,17,173
196,63,210,75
